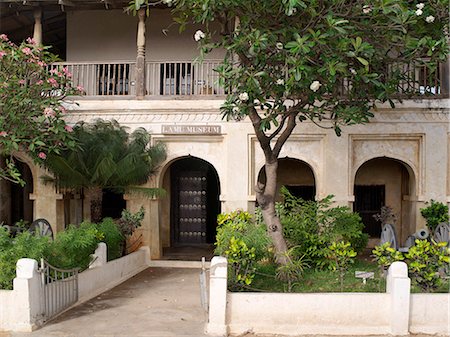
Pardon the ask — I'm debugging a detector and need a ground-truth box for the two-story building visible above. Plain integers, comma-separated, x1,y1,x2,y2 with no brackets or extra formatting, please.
1,0,449,259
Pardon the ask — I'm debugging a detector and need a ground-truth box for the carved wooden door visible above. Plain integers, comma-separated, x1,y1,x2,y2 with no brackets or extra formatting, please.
173,170,208,245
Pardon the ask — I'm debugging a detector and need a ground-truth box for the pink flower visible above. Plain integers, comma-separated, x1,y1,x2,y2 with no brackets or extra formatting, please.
61,67,72,78
64,125,73,132
18,79,26,85
0,34,8,41
49,68,58,75
0,51,6,59
76,85,85,92
0,131,8,137
21,47,32,55
44,107,55,117
26,37,36,45
38,152,47,160
59,106,67,114
36,80,44,85
37,61,46,67
47,78,58,87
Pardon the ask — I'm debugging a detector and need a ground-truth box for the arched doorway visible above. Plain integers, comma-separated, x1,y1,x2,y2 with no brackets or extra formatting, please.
354,157,415,244
162,157,221,251
258,157,316,201
0,158,34,226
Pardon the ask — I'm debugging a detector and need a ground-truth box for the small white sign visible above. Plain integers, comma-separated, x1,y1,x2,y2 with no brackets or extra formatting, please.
355,271,374,284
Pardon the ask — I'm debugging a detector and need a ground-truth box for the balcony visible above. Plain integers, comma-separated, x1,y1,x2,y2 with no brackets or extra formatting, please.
51,60,226,98
51,59,448,99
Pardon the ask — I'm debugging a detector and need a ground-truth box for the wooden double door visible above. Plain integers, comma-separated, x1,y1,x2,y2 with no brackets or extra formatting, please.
170,158,220,245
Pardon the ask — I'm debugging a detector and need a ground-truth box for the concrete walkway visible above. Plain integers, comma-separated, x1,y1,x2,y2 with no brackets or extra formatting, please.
8,267,208,337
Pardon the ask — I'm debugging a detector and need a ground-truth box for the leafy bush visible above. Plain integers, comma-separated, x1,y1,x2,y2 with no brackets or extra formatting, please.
274,188,368,269
276,247,309,292
372,242,405,271
327,241,357,291
405,239,450,292
0,228,49,289
116,207,145,237
215,211,270,289
420,200,449,232
97,218,124,261
45,222,103,270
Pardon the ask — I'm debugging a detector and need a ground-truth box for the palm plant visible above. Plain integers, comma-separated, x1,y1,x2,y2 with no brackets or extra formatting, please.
44,119,166,223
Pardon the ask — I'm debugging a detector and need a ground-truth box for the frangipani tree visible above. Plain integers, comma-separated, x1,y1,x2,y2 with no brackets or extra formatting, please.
0,35,82,185
44,120,167,223
135,0,448,263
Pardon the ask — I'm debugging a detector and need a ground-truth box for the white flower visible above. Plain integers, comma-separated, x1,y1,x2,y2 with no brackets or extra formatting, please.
194,30,206,42
162,0,173,5
276,79,284,85
232,106,239,113
238,92,249,102
362,5,372,14
349,68,357,75
415,9,423,16
416,3,424,9
276,42,284,50
425,15,435,23
310,80,322,92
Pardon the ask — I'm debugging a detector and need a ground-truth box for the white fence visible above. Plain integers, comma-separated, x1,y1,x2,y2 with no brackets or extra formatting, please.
0,244,150,332
207,257,450,336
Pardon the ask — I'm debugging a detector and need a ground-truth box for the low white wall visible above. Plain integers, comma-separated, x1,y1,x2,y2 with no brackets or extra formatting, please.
409,293,450,335
207,258,449,337
227,292,389,336
0,290,14,331
78,246,150,302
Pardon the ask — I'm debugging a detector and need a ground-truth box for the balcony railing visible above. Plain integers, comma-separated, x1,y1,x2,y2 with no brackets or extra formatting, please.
50,59,448,99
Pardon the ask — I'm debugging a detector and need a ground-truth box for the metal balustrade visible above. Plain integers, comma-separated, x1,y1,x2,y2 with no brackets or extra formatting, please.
49,59,447,99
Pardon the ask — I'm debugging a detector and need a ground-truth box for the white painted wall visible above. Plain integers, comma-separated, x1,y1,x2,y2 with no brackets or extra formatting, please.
409,293,450,335
67,9,225,62
227,292,389,336
207,258,448,337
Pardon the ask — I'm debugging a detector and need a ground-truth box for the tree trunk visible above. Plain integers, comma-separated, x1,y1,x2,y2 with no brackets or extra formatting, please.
256,159,288,265
87,187,103,223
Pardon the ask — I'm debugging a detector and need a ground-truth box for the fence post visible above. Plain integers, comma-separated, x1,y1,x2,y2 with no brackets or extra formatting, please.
387,261,411,336
90,242,107,269
11,258,44,331
206,256,228,336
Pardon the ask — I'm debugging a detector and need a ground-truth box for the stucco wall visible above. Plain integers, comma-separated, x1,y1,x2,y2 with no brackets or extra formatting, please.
409,293,450,335
227,292,390,336
67,9,225,62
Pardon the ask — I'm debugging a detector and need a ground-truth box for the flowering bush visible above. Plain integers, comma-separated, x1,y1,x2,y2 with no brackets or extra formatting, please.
0,35,82,184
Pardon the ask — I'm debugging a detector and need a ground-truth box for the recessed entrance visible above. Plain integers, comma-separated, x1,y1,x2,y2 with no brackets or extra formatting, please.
167,157,221,249
354,157,415,243
257,157,316,201
0,158,34,226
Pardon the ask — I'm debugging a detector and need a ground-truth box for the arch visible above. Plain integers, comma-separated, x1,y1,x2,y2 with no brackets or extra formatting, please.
257,157,316,201
0,156,34,226
353,157,417,245
160,156,221,255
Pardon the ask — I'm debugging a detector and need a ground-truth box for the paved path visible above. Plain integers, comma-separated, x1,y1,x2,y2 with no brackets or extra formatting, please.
8,267,208,337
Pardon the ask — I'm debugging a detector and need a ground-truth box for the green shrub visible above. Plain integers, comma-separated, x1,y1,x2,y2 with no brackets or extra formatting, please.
0,228,49,289
327,241,357,291
97,218,124,261
276,247,309,292
372,242,405,271
45,222,102,270
405,239,450,292
420,200,449,232
215,211,270,290
274,188,368,269
116,207,145,237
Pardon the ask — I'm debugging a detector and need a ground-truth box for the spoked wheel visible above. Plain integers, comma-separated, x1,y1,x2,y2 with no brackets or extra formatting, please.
29,218,53,240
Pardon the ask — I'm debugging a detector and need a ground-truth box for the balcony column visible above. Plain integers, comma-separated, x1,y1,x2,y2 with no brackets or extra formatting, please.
32,8,42,45
135,8,146,99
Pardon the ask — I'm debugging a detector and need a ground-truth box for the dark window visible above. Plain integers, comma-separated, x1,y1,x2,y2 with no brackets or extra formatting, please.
354,185,385,237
